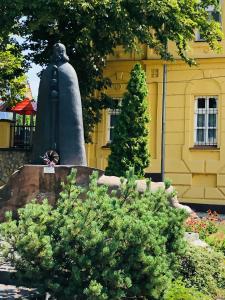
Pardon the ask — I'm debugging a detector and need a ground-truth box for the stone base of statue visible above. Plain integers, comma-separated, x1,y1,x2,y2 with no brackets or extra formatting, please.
0,165,193,221
0,165,104,221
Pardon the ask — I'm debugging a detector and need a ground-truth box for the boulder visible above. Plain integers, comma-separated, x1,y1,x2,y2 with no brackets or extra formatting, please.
184,232,210,248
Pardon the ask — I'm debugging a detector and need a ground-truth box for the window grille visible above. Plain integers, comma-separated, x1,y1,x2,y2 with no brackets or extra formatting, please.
194,96,218,146
107,99,121,143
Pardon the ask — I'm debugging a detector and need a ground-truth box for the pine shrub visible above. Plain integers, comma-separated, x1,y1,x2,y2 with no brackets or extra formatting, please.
105,63,150,177
0,168,187,299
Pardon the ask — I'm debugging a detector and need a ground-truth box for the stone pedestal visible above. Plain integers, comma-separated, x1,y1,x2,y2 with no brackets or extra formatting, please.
0,165,104,220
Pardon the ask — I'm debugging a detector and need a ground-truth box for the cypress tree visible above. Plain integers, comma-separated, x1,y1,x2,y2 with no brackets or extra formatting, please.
105,63,150,177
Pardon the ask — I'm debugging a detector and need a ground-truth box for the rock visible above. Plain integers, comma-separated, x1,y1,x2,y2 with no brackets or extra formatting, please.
98,175,193,214
0,165,104,221
184,232,210,248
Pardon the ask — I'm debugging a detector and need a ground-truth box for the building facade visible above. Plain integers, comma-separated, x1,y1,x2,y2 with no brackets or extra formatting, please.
86,4,225,208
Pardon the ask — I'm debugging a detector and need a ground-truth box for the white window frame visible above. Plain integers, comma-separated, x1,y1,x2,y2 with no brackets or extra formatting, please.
107,99,121,143
194,96,218,146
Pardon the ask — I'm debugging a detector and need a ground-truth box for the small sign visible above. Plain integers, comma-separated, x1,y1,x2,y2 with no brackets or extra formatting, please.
44,166,55,174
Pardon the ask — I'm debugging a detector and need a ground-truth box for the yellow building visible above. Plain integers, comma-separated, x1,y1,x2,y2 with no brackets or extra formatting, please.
86,5,225,209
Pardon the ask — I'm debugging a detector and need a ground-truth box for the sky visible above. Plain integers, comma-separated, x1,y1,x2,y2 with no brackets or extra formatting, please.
15,36,41,100
27,63,41,100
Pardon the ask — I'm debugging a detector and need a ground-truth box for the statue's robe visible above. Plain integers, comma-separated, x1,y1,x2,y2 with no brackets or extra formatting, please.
32,61,87,166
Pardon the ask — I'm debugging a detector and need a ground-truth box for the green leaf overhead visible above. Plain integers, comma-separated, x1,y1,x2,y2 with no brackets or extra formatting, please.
0,0,222,140
0,40,27,105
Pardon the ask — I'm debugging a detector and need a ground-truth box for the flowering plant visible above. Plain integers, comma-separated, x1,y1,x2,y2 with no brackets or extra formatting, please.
185,210,220,239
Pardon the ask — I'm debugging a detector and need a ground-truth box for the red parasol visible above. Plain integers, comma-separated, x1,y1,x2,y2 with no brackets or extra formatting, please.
11,98,37,115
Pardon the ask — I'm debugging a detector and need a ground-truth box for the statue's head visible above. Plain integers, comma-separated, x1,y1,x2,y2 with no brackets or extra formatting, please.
51,43,69,63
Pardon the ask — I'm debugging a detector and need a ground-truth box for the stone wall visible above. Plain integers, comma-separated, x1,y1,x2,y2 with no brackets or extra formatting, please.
0,150,31,185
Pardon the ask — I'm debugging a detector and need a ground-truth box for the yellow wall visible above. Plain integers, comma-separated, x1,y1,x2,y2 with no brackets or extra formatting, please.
86,4,225,206
86,57,225,206
0,121,12,148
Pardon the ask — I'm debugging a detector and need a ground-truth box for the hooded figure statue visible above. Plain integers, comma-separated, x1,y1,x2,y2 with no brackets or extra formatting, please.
32,43,87,166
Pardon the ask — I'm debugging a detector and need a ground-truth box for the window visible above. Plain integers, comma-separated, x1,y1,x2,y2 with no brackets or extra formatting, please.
107,99,121,143
195,5,221,41
194,96,218,146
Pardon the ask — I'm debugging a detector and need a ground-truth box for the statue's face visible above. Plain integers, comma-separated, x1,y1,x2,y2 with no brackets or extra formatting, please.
52,43,66,62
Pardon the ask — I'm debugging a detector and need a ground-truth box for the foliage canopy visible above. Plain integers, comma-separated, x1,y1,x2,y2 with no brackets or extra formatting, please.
0,41,27,105
0,0,222,140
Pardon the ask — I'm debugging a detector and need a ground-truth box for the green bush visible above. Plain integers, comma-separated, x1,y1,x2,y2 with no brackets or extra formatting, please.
164,279,212,300
206,232,225,255
0,168,187,299
177,246,225,298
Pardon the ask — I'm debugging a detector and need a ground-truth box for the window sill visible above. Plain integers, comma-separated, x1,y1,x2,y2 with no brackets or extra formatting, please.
101,143,111,149
0,119,15,123
194,39,222,43
0,147,32,152
189,146,220,151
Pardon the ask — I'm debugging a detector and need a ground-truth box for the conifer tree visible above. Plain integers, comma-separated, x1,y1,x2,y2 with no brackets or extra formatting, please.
105,63,150,177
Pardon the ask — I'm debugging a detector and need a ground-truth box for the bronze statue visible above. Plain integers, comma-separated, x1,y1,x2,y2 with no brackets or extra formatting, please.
32,43,87,166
